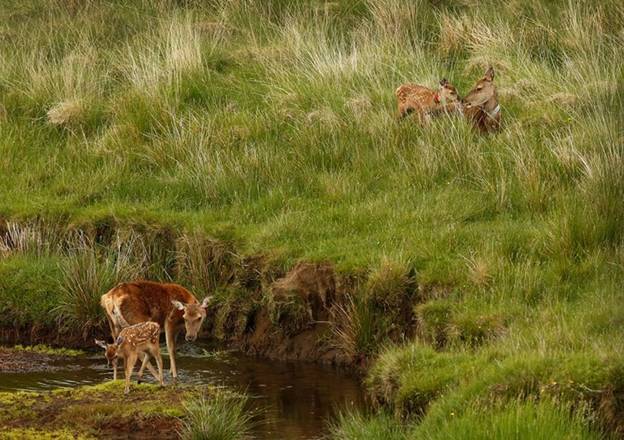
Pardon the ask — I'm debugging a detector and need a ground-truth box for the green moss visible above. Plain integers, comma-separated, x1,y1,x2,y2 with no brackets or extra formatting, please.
0,428,94,440
12,344,85,357
0,382,211,437
0,391,39,422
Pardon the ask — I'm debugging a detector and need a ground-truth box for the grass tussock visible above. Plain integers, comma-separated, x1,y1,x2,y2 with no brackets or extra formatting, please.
55,234,147,338
180,391,253,440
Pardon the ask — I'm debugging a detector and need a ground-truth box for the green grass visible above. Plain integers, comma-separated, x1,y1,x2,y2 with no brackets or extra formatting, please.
331,400,604,440
329,409,408,440
180,391,253,440
0,255,62,328
0,0,623,437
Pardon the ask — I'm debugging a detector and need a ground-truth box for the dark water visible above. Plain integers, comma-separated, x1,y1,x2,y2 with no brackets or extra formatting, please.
0,344,366,439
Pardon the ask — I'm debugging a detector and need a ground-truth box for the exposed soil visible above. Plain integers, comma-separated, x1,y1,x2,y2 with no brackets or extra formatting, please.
0,347,79,374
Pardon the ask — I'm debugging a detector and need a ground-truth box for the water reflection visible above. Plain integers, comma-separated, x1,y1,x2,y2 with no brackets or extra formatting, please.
1,344,365,440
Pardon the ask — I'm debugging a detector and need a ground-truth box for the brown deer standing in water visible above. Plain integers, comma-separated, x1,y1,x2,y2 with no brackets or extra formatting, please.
95,320,164,394
100,281,211,382
462,66,501,133
395,78,462,123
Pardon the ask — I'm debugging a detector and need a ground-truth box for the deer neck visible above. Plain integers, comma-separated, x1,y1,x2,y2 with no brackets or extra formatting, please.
482,96,500,118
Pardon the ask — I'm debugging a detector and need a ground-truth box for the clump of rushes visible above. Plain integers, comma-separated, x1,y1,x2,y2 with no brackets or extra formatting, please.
331,260,418,361
175,232,239,299
330,293,378,360
329,409,408,440
55,234,146,338
179,391,253,440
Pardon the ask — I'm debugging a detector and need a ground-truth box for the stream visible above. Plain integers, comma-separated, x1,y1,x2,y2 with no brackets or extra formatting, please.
0,343,366,439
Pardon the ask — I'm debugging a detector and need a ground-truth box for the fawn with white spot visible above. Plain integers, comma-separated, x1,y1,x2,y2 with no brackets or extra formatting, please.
95,315,164,394
395,78,462,123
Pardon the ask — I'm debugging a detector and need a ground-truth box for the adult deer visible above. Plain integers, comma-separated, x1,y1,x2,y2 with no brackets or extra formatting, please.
101,281,211,381
96,321,164,394
395,78,462,123
462,66,501,133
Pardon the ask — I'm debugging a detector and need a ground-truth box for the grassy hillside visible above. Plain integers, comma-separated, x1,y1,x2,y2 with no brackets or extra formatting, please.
1,0,623,437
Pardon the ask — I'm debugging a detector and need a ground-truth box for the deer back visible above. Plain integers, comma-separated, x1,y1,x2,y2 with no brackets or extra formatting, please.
102,281,200,329
118,321,160,350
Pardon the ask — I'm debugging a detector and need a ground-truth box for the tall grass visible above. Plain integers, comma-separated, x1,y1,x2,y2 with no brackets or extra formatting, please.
180,391,253,440
329,409,408,440
0,0,622,436
55,233,147,337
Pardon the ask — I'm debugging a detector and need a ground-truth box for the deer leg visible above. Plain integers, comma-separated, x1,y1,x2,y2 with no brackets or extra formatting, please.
165,323,178,382
145,357,159,380
137,354,148,384
137,353,158,383
112,358,118,381
124,353,138,394
152,345,165,387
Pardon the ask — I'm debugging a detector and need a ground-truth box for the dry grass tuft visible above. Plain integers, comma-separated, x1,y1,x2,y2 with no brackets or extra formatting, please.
46,99,84,126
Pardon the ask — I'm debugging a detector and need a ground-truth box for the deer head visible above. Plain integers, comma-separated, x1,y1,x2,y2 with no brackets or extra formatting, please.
463,66,497,110
437,78,462,112
95,336,124,366
171,296,212,342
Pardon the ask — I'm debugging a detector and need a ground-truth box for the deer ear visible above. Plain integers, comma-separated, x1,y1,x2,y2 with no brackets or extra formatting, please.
95,339,107,349
171,300,186,311
485,66,495,81
200,296,213,308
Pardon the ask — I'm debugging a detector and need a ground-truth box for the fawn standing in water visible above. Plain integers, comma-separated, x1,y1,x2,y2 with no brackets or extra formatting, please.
395,78,462,123
462,66,501,133
96,320,164,394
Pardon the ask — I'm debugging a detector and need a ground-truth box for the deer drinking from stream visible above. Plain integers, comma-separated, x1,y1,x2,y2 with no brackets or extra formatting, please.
100,281,211,382
96,319,164,394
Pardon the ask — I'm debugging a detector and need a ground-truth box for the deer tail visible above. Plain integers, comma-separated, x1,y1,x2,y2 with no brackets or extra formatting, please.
113,304,131,329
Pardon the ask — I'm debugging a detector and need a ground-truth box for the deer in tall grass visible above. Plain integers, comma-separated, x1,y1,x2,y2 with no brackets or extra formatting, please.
95,317,164,394
462,66,501,133
101,281,211,382
395,78,463,123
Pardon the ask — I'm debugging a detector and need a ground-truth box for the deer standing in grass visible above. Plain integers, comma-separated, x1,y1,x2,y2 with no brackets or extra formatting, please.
395,78,462,123
95,320,164,394
462,66,501,133
101,281,211,382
